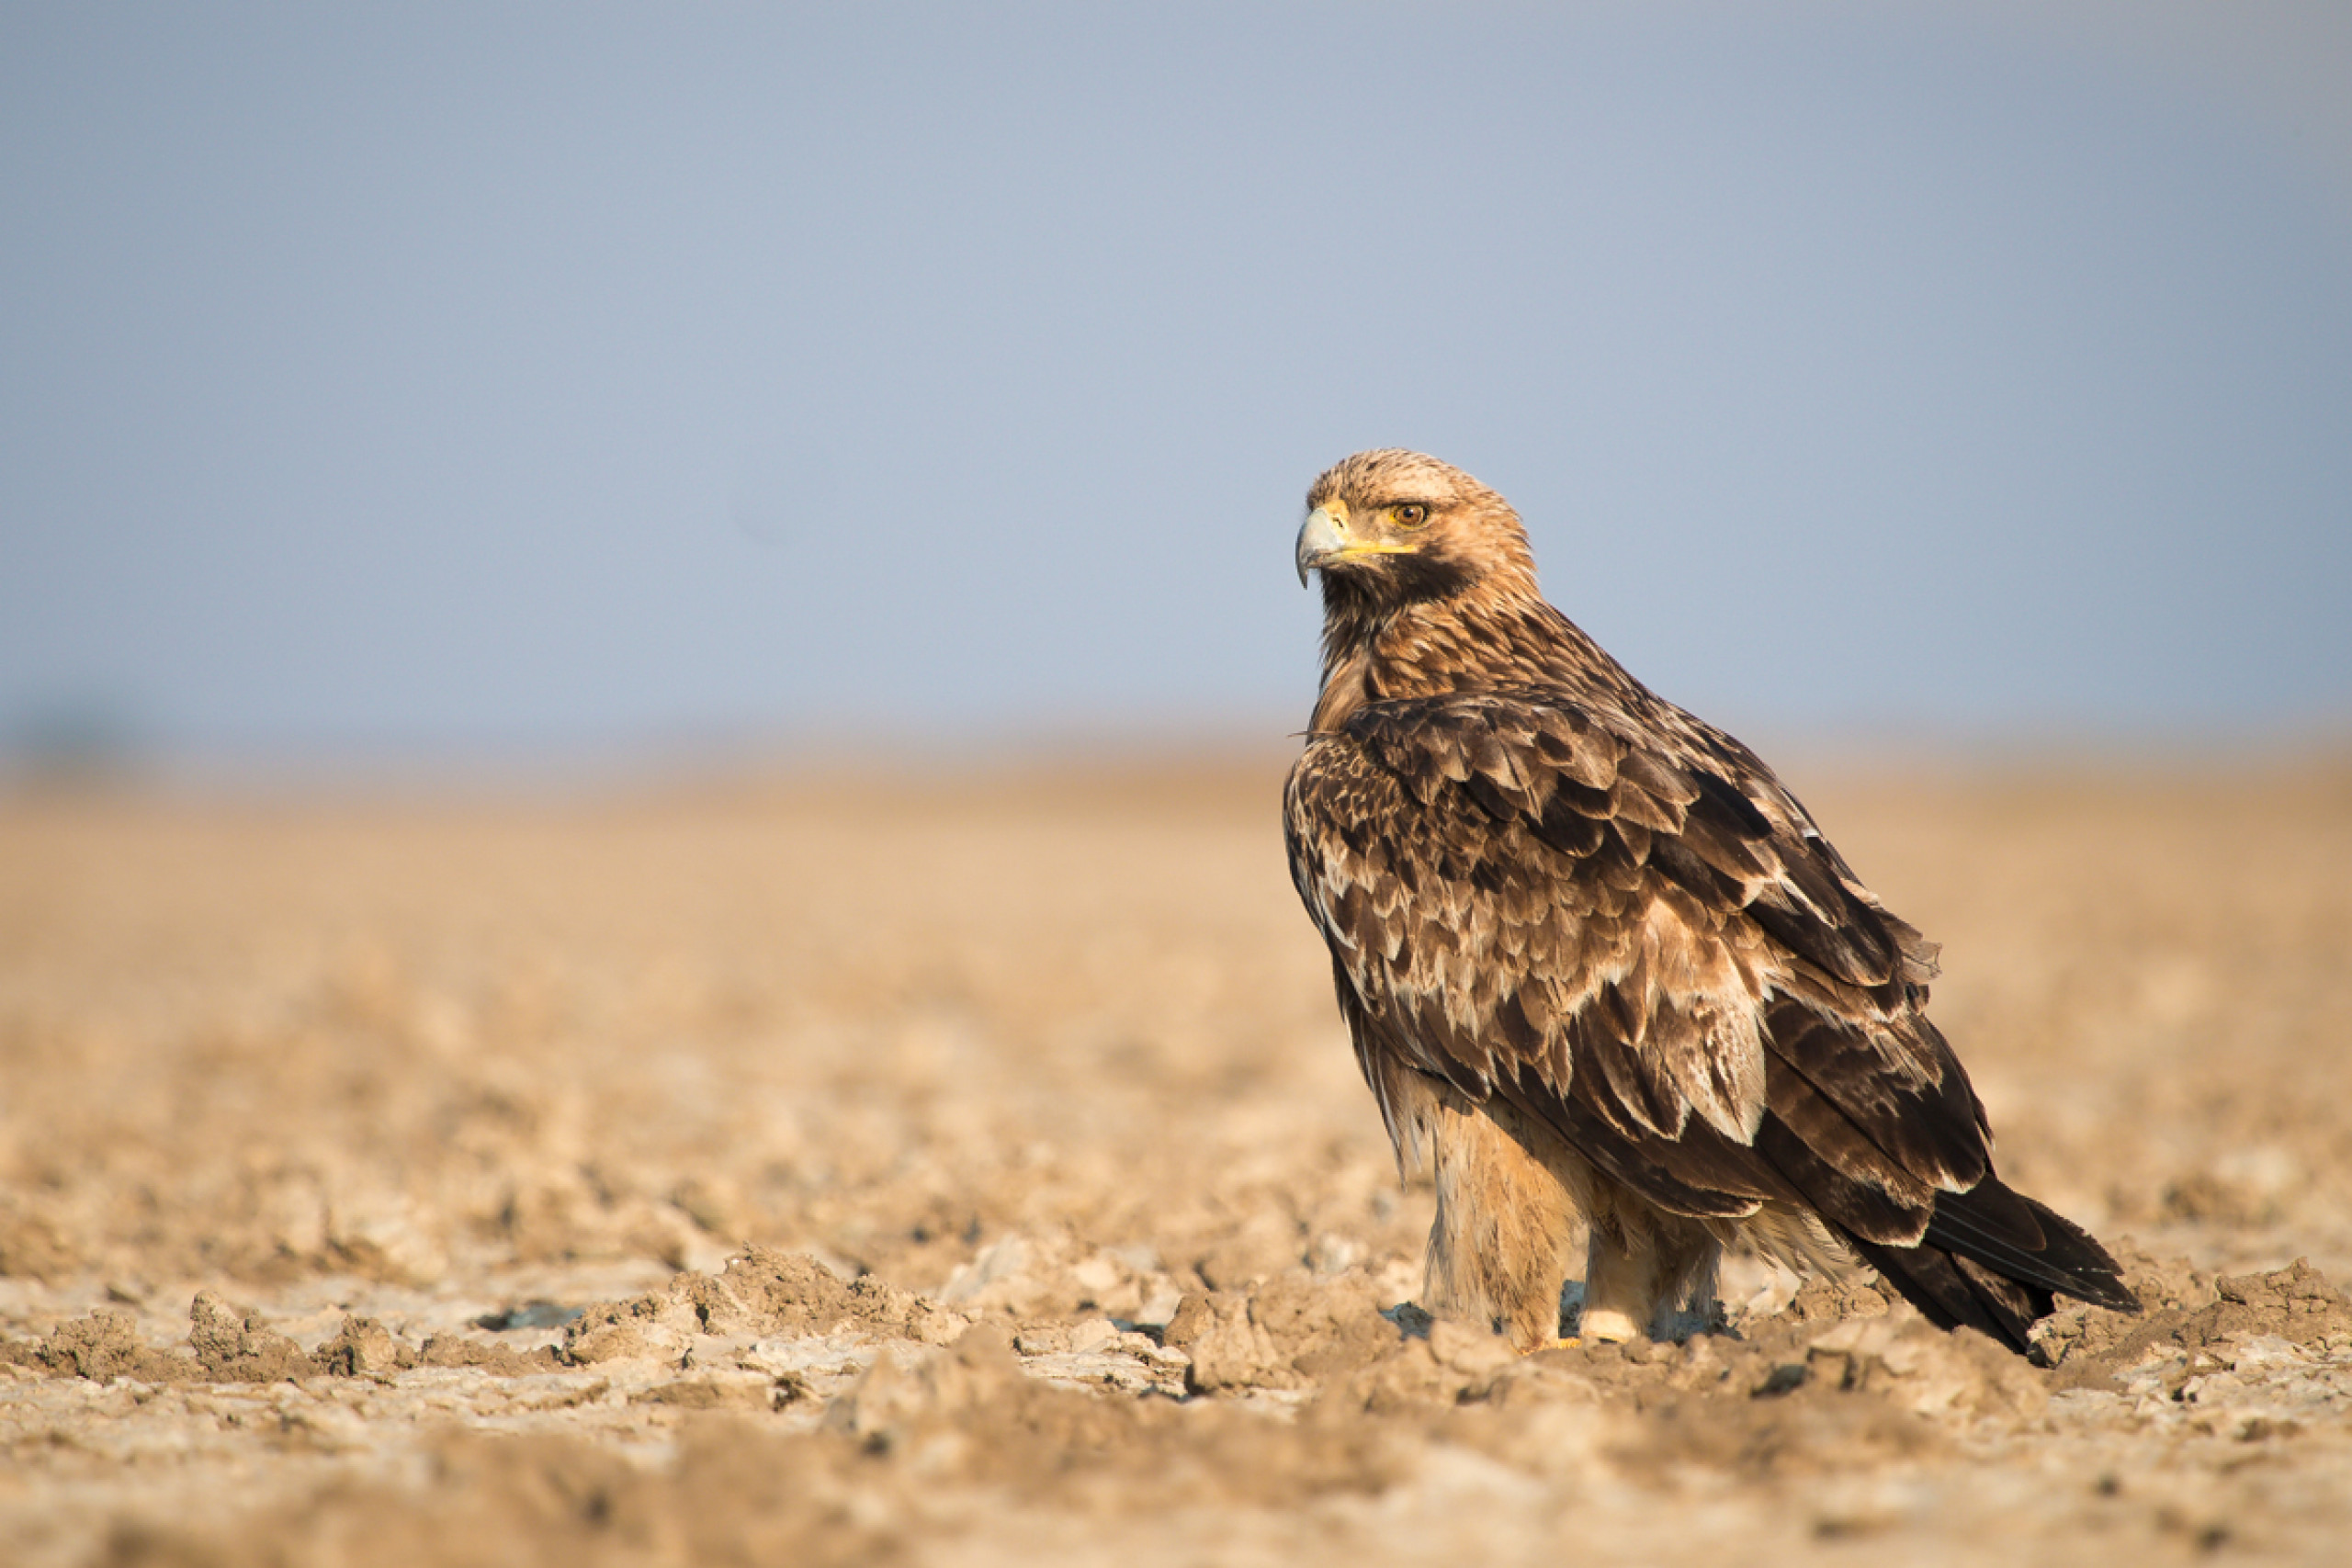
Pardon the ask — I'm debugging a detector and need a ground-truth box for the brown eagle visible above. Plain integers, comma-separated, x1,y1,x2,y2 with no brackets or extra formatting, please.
1283,449,2135,1354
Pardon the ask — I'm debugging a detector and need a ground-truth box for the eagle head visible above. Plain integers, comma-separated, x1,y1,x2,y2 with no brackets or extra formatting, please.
1295,449,1538,606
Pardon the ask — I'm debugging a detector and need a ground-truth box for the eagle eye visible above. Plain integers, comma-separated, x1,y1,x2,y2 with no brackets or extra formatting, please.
1392,503,1430,528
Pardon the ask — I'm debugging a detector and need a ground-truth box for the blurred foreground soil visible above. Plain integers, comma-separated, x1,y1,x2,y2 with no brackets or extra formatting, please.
3,752,2350,1565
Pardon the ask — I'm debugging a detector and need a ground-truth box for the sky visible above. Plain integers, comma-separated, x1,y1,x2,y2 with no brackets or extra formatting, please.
4,3,2347,773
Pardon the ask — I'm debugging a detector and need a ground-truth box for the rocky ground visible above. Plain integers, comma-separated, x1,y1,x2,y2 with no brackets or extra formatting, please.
2,751,2349,1565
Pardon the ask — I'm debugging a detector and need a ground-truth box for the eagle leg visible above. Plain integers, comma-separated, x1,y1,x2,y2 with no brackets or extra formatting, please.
1580,1219,1721,1344
1419,1082,1586,1353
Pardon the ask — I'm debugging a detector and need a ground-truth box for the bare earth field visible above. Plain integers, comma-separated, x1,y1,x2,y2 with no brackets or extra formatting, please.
3,753,2350,1565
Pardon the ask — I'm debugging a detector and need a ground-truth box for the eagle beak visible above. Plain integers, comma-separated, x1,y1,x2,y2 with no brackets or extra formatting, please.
1295,505,1347,587
1297,501,1414,585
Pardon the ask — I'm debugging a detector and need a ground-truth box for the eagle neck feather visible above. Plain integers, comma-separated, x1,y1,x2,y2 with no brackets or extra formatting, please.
1313,570,1647,733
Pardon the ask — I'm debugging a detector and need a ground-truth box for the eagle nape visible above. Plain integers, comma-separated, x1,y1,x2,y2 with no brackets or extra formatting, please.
1282,448,2137,1358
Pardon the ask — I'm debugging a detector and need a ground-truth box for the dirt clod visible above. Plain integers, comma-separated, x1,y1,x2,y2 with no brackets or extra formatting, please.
36,1313,198,1386
187,1292,312,1382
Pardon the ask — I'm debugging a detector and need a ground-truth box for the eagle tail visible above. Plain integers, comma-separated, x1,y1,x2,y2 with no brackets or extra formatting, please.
1846,1235,2047,1350
1846,1179,2138,1353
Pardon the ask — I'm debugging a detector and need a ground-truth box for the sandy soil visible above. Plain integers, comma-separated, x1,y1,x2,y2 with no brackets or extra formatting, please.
3,752,2350,1565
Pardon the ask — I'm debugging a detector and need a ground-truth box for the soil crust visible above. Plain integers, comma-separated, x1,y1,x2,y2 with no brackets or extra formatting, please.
5,758,2351,1564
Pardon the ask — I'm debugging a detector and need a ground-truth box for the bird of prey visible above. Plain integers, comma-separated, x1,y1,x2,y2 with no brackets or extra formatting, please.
1283,449,2135,1354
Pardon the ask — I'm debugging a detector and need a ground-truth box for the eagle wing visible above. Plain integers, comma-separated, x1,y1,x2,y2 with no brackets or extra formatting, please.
1283,690,2134,1339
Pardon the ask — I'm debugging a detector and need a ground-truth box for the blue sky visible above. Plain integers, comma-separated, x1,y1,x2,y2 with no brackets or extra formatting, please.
4,3,2347,769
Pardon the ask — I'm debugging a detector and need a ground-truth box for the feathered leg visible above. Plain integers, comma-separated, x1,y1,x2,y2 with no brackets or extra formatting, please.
1419,1084,1589,1351
1580,1215,1720,1342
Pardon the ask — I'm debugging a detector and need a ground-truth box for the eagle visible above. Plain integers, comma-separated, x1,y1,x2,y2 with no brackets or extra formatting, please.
1283,449,2135,1355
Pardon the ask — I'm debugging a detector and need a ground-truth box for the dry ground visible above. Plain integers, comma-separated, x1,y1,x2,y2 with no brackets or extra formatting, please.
3,751,2350,1565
